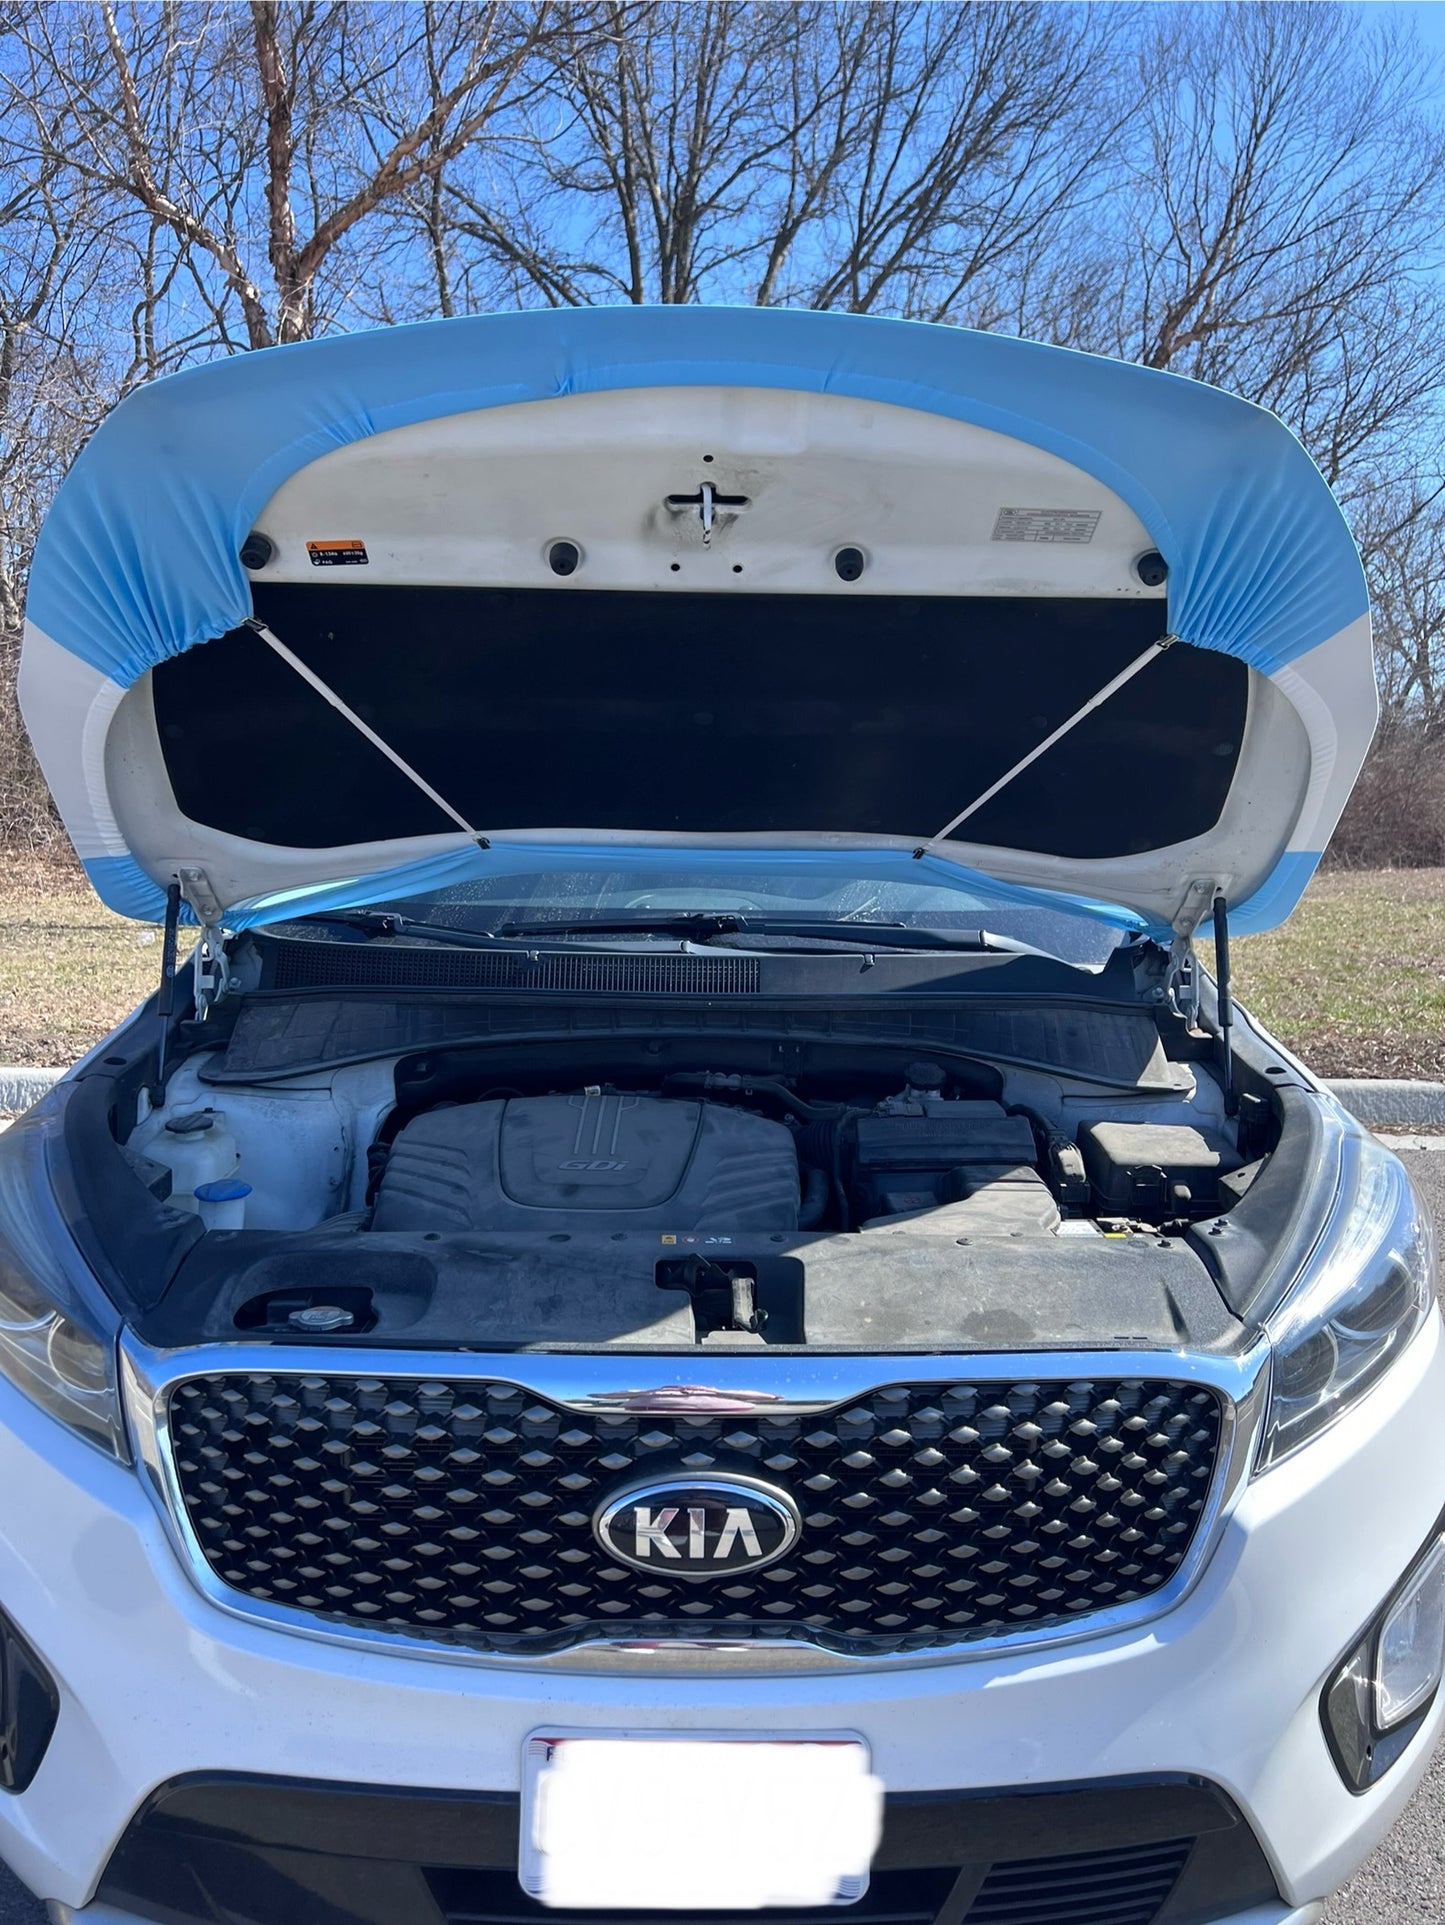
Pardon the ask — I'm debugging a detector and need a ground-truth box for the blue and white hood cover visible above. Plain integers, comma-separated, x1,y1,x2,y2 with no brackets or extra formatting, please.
19,306,1375,937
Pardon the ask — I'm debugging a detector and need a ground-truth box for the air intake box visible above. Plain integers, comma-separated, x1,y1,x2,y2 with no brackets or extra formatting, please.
852,1102,1038,1219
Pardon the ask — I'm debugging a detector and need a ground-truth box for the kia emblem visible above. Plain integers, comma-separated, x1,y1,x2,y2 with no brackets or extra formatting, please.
594,1475,801,1578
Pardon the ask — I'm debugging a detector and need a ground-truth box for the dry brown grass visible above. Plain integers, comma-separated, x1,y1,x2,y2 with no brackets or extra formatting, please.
1216,868,1445,1079
0,850,1441,1077
0,850,183,1066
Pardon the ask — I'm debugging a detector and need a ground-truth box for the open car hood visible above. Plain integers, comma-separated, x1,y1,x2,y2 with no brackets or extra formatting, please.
20,306,1374,937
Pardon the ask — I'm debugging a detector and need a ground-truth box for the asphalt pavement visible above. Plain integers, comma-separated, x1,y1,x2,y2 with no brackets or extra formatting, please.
3,1144,1443,1925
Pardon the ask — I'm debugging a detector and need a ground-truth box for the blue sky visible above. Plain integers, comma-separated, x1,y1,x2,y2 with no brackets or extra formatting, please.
1374,0,1445,75
1399,0,1445,47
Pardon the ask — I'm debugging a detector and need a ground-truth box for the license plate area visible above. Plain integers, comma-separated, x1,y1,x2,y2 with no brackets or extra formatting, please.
520,1731,883,1911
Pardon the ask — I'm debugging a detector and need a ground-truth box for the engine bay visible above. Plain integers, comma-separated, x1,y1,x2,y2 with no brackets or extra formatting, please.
133,1049,1262,1237
364,1075,1252,1244
117,1026,1285,1356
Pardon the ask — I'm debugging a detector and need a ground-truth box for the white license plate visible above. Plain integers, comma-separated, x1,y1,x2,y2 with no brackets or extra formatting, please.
520,1731,884,1911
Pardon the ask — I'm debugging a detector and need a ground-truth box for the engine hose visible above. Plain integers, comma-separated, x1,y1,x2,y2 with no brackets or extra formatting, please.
661,1071,834,1123
831,1119,850,1231
794,1116,856,1230
798,1163,830,1229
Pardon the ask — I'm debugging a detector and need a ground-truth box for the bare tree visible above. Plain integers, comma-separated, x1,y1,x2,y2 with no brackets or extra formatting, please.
432,0,835,310
5,0,1445,872
434,1,1132,316
1044,3,1445,497
1356,484,1445,737
782,1,1131,324
5,0,567,350
0,85,122,840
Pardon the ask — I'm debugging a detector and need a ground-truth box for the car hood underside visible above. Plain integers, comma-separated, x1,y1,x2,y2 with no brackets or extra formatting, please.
19,306,1376,937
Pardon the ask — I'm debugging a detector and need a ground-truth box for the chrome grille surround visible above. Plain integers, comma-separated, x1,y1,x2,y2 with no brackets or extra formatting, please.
122,1338,1268,1676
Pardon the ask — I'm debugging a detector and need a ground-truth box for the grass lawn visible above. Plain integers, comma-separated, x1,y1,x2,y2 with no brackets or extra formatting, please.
0,851,191,1068
0,852,1441,1077
1214,868,1445,1080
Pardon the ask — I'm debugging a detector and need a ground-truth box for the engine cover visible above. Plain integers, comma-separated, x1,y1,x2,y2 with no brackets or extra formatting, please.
371,1091,799,1233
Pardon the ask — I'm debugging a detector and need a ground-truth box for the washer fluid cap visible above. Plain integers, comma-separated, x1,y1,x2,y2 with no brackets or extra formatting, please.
194,1178,252,1202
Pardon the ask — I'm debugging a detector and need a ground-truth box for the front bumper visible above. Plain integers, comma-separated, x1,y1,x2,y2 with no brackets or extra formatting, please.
46,1900,1329,1925
1,1315,1443,1923
51,1771,1300,1925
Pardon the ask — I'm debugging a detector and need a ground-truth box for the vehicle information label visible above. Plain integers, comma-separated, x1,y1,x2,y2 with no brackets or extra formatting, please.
306,538,369,566
992,506,1101,543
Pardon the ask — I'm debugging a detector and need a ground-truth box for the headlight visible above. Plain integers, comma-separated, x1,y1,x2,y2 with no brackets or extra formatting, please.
0,1090,126,1459
1258,1128,1435,1472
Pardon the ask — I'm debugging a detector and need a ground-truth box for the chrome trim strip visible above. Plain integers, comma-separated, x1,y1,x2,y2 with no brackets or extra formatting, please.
121,1334,1269,1678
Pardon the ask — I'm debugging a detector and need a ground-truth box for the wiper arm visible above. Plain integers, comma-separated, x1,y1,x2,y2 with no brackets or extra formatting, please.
275,910,502,951
279,910,1057,961
495,913,763,940
715,921,1053,957
284,910,741,948
493,913,1049,955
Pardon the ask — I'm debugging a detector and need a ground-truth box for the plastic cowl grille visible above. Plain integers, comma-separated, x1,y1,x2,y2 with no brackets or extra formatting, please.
268,942,761,995
165,1373,1224,1656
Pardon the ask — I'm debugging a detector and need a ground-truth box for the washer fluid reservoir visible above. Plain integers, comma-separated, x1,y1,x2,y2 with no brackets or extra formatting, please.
152,1109,241,1214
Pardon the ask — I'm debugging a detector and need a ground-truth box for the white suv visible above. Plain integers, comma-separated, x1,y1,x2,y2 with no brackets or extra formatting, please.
4,307,1437,1925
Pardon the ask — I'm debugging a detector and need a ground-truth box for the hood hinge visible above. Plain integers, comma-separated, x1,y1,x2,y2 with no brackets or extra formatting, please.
1166,933,1200,1025
176,866,227,1013
1167,876,1225,1025
1171,875,1222,941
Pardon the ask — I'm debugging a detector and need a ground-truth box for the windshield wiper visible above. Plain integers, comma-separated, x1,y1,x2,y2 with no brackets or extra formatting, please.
275,909,502,950
278,909,1055,960
491,913,1050,955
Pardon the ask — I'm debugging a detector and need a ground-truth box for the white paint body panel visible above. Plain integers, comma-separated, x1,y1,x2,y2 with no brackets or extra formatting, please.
250,386,1163,596
1,1309,1441,1913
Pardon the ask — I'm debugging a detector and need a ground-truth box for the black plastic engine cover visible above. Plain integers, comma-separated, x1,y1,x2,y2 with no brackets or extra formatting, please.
852,1101,1039,1219
372,1092,799,1233
1079,1120,1243,1217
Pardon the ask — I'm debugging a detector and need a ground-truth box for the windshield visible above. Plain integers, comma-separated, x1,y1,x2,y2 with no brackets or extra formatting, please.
276,862,1134,969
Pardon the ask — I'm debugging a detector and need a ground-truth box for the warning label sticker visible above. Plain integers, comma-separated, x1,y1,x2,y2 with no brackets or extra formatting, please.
991,507,1101,545
306,538,369,567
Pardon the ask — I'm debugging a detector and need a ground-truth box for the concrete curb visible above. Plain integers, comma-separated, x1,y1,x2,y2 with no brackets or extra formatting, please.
1326,1079,1445,1128
0,1066,63,1113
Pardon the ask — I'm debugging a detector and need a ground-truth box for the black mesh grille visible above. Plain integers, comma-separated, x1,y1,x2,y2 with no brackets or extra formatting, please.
428,1841,1192,1925
167,1373,1224,1656
964,1840,1191,1924
429,1866,955,1925
267,941,761,995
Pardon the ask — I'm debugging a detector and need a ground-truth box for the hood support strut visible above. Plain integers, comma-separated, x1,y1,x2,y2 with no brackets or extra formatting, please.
148,880,182,1104
1213,891,1236,1114
244,617,479,836
928,634,1176,843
